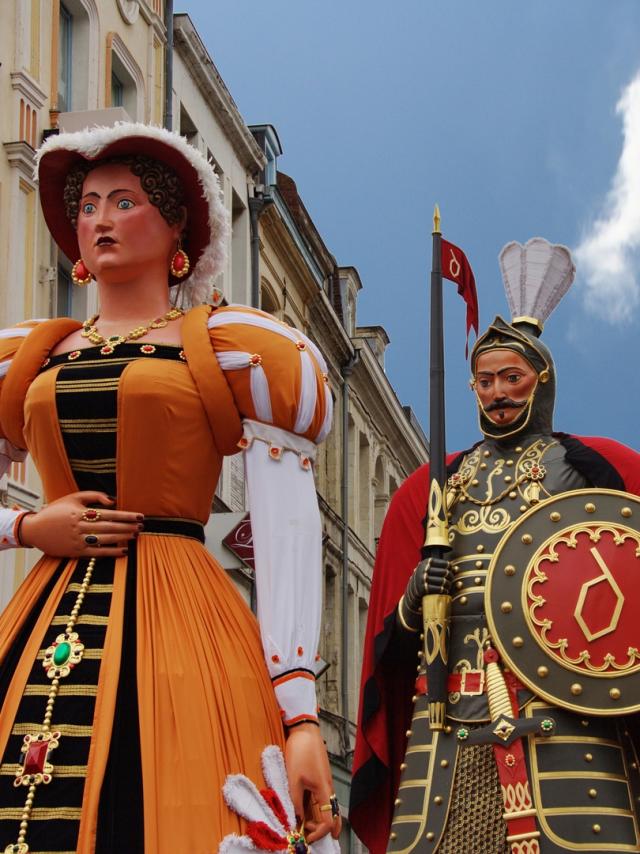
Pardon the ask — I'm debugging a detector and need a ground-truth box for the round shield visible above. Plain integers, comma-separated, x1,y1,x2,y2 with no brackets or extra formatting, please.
486,489,640,716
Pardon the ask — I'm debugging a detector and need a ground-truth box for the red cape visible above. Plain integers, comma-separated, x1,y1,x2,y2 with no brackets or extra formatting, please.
349,435,640,853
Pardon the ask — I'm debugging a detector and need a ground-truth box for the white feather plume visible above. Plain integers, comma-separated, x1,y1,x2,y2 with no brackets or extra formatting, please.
222,774,284,832
499,237,575,325
261,745,296,826
219,745,342,854
219,834,258,854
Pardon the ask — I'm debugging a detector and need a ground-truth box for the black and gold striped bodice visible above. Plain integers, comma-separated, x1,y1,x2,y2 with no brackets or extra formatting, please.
46,344,187,495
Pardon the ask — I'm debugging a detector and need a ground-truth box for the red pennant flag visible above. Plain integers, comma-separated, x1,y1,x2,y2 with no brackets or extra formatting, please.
441,239,479,357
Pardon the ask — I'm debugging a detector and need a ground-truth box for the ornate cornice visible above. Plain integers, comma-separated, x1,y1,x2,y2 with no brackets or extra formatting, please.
3,141,36,181
350,340,429,469
10,71,47,109
173,15,265,174
138,0,166,41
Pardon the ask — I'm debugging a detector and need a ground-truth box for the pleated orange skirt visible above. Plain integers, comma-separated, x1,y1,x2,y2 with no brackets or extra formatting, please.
0,534,285,853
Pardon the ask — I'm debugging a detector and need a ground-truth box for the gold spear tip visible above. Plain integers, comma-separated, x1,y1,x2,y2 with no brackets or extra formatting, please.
433,204,441,234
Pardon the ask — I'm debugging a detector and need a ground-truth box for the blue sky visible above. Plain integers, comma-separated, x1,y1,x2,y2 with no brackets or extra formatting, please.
179,0,640,453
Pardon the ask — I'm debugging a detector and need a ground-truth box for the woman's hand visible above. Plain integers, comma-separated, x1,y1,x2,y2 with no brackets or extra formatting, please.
20,491,143,558
284,722,342,843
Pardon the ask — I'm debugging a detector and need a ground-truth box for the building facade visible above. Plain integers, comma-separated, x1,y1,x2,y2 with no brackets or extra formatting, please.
0,0,167,600
0,3,429,846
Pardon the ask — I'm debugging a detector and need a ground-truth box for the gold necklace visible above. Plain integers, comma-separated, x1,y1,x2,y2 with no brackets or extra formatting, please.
81,308,184,354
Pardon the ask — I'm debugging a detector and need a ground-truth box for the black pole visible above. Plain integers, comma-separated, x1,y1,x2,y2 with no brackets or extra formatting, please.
422,205,452,730
429,215,446,517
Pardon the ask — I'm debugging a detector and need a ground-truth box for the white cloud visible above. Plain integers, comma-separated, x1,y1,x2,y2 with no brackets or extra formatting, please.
575,71,640,323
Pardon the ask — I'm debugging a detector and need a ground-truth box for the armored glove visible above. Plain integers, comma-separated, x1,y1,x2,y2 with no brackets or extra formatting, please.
397,557,453,633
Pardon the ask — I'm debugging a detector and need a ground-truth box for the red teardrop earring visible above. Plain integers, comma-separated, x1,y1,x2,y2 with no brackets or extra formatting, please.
71,259,92,286
170,242,190,278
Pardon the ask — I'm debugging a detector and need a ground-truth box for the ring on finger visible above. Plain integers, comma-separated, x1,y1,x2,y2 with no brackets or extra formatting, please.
81,508,101,522
84,534,100,546
319,795,340,818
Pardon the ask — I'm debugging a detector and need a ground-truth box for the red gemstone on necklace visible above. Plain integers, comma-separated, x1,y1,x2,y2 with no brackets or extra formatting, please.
23,739,49,775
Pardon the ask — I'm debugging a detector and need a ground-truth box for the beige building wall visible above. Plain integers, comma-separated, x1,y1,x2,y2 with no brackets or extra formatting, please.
0,0,166,597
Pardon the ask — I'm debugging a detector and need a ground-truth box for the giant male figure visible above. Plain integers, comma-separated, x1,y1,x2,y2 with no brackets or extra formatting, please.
350,238,640,853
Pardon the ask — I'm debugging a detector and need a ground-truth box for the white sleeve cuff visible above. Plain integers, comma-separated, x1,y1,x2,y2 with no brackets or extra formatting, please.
272,673,319,725
0,508,27,549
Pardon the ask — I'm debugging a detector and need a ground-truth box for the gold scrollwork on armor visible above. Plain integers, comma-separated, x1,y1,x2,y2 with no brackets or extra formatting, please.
449,448,481,491
422,595,450,666
449,456,513,536
424,479,449,547
526,524,640,675
448,440,558,538
450,504,512,538
449,628,489,704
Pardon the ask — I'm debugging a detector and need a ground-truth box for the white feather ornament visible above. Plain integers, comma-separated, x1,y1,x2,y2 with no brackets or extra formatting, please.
499,237,576,327
261,745,296,825
222,774,285,832
219,746,341,854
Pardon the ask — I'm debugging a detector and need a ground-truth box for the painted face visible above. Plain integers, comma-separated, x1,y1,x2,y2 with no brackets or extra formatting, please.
76,162,182,282
473,349,538,426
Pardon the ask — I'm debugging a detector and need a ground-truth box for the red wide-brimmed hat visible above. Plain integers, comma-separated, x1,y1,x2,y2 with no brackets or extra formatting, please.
36,121,229,305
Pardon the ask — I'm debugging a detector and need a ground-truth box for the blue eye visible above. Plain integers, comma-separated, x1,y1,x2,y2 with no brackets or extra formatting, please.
82,202,96,214
117,198,134,210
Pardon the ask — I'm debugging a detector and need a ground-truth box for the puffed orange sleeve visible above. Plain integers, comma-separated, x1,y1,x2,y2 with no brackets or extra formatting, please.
207,305,332,446
208,305,333,725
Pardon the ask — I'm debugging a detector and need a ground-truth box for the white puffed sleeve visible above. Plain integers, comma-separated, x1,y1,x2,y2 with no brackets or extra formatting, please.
208,306,333,725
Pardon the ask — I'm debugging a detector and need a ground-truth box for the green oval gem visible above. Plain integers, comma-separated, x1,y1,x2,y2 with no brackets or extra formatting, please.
53,642,72,667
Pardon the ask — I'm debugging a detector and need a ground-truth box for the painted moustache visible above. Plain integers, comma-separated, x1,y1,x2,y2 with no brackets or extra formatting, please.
484,398,527,412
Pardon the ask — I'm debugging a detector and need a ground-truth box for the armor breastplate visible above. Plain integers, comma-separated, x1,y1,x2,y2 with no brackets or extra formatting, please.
445,436,587,721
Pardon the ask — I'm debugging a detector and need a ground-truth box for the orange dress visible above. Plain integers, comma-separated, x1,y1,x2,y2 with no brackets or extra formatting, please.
0,305,330,854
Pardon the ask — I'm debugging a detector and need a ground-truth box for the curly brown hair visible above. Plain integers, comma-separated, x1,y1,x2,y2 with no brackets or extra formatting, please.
63,154,185,230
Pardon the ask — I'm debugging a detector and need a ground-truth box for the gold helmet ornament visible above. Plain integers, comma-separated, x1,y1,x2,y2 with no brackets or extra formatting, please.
471,238,576,440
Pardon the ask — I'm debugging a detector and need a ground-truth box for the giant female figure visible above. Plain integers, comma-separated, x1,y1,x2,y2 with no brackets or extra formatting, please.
0,123,339,853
